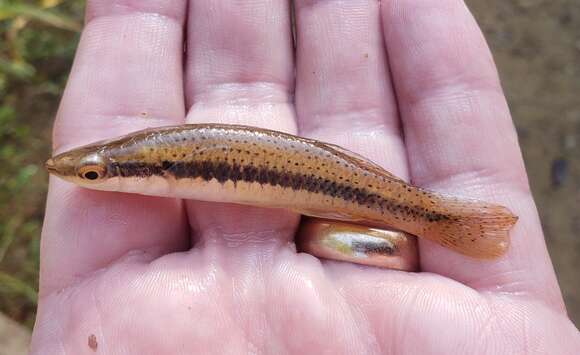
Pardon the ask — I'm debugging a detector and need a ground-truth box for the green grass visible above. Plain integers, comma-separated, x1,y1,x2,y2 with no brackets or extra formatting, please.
0,0,84,328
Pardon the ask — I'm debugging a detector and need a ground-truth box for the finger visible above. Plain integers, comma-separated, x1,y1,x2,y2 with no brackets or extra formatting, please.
184,0,298,246
296,0,407,177
382,0,564,311
294,0,407,180
41,0,189,295
293,0,416,269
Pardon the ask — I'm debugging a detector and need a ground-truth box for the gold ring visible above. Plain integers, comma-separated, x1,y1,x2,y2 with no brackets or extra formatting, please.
296,218,419,271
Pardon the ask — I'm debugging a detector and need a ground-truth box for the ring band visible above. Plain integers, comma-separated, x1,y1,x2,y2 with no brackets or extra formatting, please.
296,218,419,271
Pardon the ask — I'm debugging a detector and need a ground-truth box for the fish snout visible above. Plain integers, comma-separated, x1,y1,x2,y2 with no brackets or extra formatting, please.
45,158,57,174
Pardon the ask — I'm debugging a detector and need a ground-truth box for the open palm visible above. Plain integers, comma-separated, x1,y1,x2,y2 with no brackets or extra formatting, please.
31,1,579,354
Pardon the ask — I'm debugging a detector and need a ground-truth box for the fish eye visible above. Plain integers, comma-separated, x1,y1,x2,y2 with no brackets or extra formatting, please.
78,165,106,180
84,171,100,180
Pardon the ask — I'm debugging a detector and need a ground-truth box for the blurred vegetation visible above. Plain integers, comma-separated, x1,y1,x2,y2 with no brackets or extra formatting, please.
0,0,83,328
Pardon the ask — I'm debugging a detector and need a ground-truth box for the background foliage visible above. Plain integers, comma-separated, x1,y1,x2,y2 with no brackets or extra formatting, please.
0,0,83,328
0,0,578,331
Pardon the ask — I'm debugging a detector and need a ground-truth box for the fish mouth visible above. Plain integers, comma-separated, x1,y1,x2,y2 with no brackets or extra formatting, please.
45,158,58,174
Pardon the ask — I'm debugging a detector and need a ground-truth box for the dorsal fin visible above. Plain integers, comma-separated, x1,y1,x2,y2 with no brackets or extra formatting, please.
318,141,407,184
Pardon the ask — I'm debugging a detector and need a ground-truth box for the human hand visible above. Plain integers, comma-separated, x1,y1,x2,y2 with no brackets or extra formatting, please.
31,1,579,354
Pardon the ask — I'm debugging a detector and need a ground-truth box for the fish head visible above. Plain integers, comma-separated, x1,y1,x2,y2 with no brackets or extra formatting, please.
45,144,114,188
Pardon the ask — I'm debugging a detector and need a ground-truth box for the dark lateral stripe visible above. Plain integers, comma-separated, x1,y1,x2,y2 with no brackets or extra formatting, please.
110,160,449,221
112,160,377,203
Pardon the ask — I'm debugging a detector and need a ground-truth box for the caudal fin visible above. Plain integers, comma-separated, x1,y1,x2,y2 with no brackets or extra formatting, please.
423,197,518,259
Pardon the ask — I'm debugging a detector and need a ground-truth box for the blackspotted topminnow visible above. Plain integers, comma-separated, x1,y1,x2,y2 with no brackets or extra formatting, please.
45,123,518,259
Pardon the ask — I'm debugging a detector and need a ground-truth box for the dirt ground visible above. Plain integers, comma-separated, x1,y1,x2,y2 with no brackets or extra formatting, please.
467,0,580,324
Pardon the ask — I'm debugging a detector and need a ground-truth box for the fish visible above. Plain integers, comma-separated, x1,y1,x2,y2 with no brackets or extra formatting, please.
45,123,518,259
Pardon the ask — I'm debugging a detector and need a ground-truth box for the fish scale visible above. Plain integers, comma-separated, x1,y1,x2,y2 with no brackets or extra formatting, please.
46,123,518,259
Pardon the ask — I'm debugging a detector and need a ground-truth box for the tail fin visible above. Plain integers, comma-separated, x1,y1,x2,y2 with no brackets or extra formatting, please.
423,197,518,259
